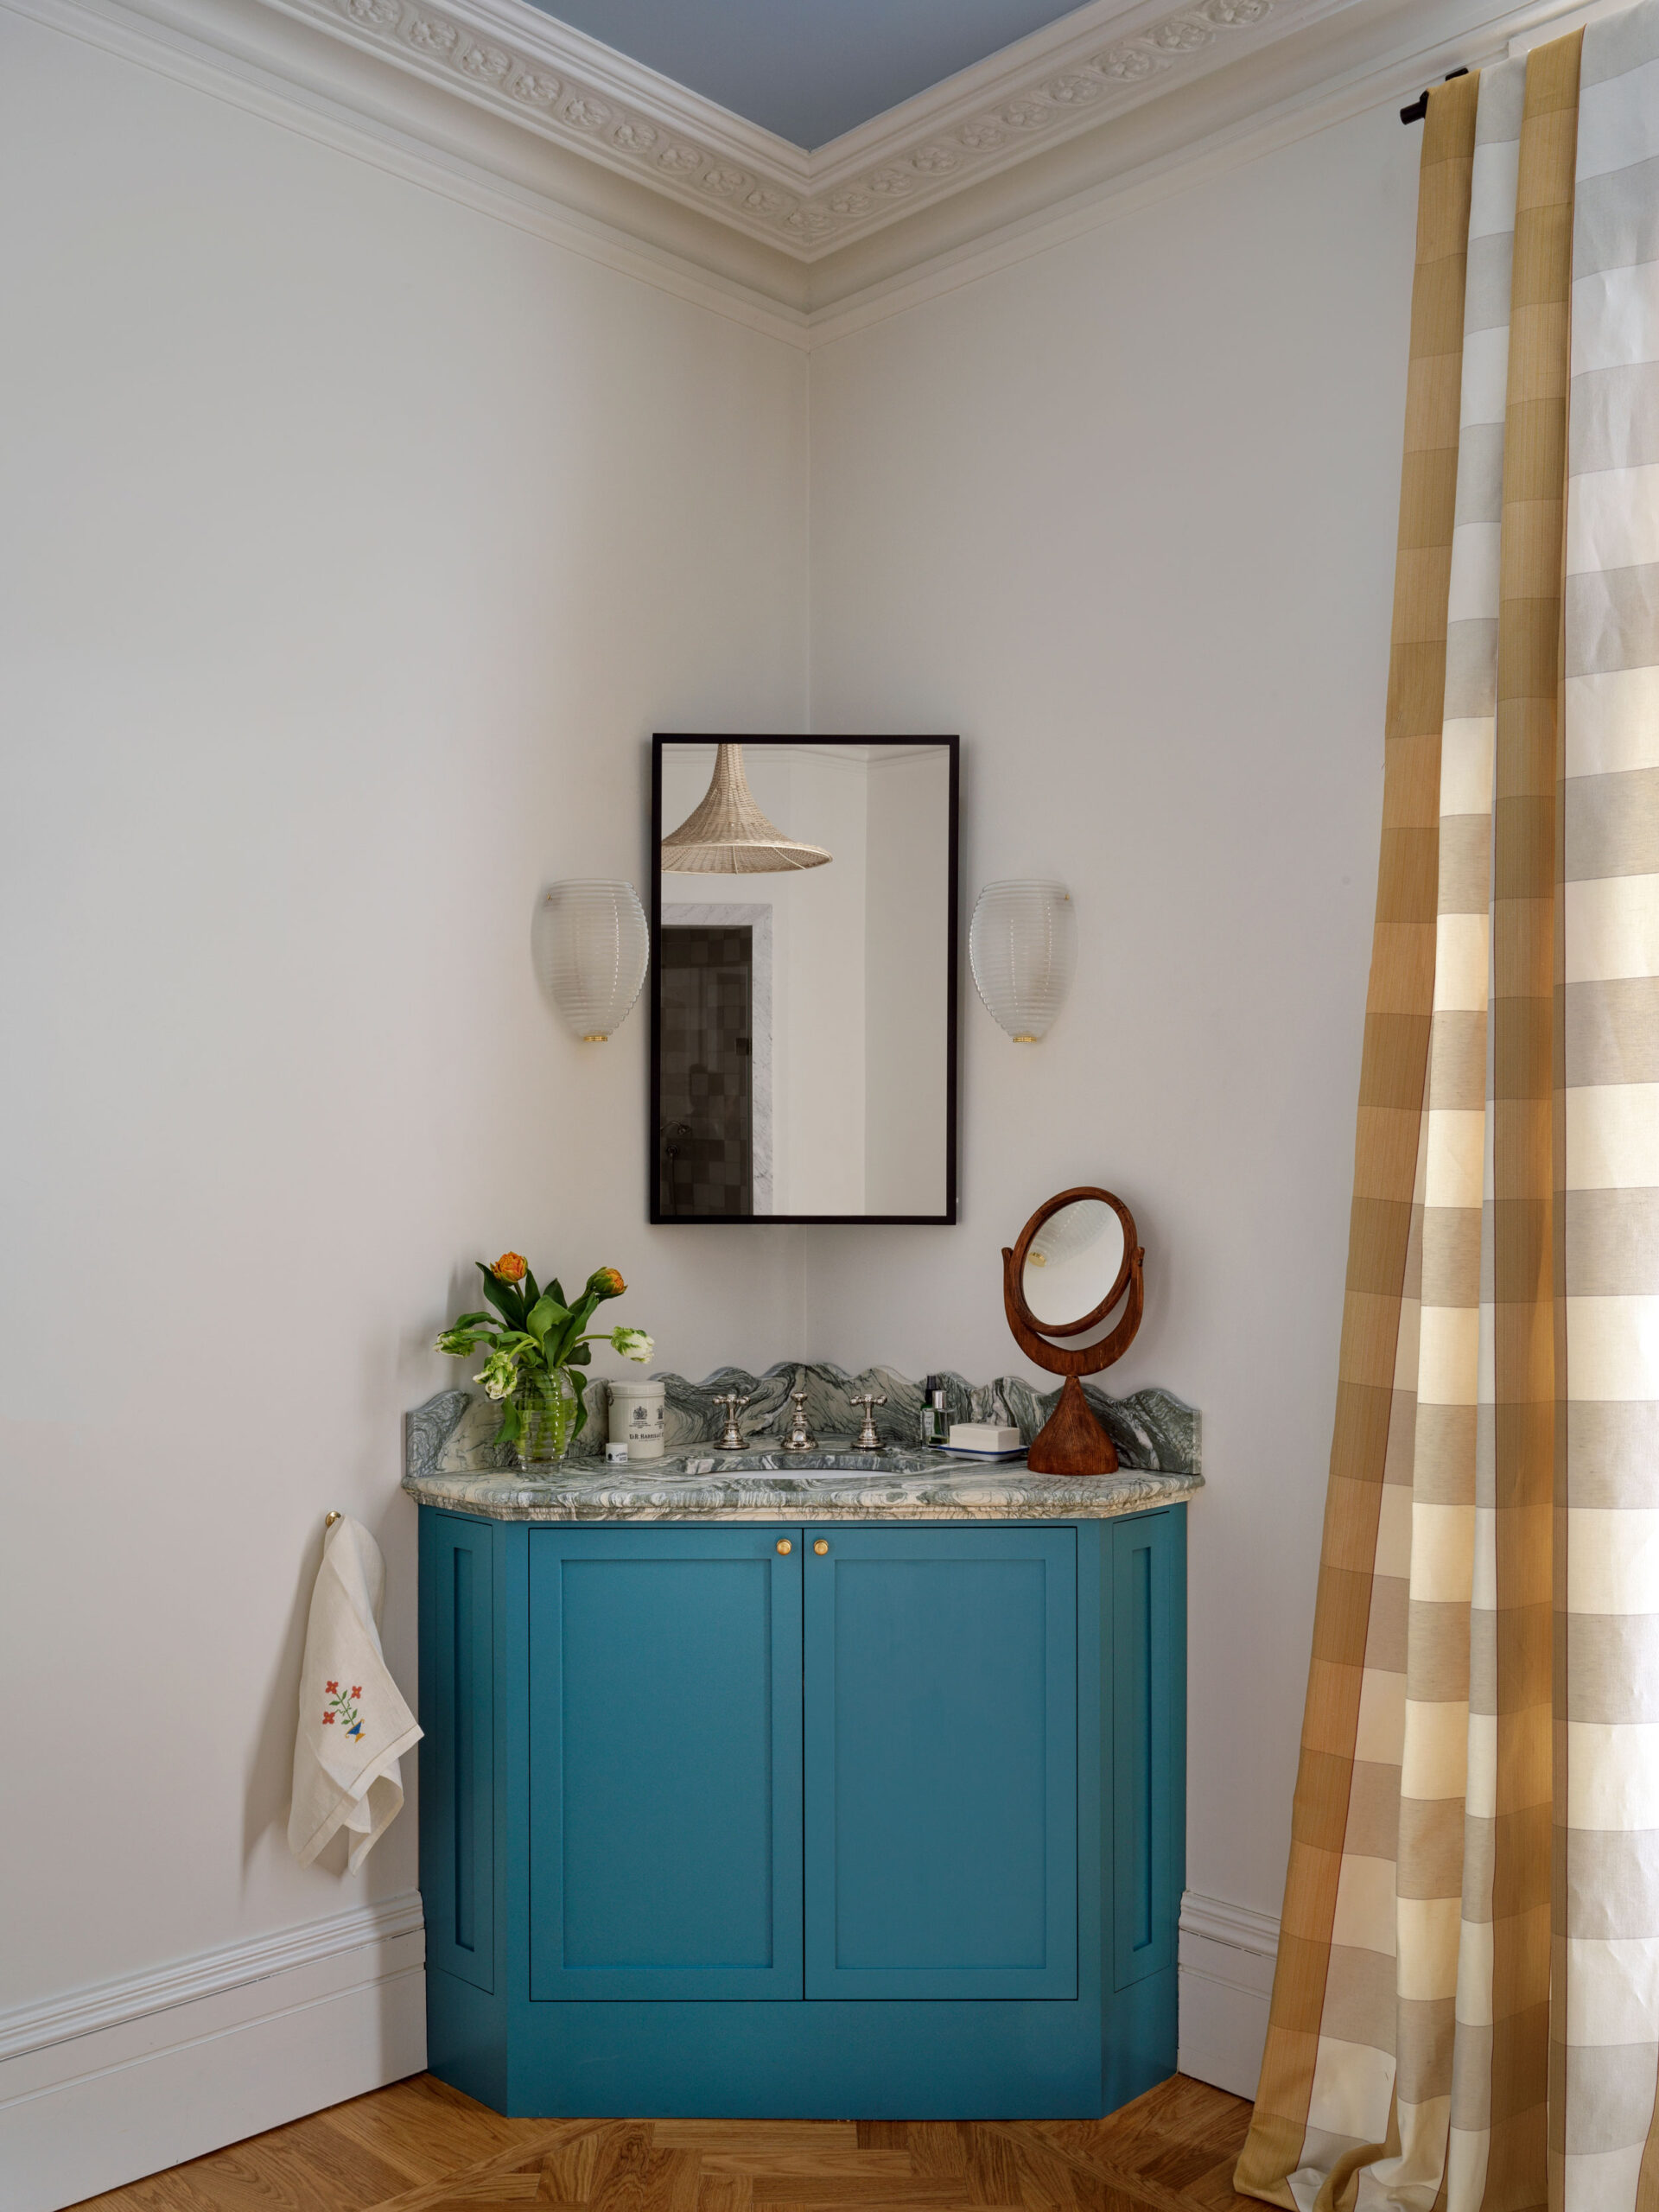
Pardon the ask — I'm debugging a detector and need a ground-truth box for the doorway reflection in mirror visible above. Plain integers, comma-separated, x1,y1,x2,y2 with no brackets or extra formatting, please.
654,739,956,1224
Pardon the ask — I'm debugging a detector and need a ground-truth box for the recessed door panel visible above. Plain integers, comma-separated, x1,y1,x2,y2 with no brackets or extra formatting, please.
530,1527,803,1999
1112,1510,1180,1991
804,1526,1077,1999
419,1512,495,1994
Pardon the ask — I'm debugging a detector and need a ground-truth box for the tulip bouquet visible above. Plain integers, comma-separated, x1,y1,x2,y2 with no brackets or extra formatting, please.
436,1253,653,1466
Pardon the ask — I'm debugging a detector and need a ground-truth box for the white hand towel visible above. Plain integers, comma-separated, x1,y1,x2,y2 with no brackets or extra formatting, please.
288,1515,422,1872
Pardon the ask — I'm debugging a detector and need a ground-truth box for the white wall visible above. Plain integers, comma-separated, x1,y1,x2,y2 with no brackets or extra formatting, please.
0,8,807,2196
863,749,950,1215
806,99,1422,2085
3,0,1435,2171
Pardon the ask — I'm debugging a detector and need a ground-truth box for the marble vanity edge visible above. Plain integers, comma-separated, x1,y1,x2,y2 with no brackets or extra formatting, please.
401,1464,1203,1522
406,1362,1201,1481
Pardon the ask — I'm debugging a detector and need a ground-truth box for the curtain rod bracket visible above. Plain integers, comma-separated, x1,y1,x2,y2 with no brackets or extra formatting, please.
1402,66,1468,123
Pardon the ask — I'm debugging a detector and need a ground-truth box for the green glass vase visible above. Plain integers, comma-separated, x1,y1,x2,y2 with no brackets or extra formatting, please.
515,1365,580,1471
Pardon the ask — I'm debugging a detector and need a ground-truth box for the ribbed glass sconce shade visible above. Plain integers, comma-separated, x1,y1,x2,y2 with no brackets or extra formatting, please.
532,880,649,1042
969,880,1076,1043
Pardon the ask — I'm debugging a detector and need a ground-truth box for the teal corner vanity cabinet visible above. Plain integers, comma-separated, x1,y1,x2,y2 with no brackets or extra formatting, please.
416,1494,1188,2121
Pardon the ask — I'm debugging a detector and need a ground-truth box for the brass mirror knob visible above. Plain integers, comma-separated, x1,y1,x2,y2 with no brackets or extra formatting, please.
776,1539,792,1554
813,1540,830,1554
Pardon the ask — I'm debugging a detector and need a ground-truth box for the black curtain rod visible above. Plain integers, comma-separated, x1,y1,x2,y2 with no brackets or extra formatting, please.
1402,65,1469,122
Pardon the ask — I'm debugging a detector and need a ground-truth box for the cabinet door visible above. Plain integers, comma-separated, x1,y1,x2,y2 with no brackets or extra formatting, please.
419,1511,495,1993
804,1525,1077,1999
529,1526,803,1999
1111,1509,1183,1991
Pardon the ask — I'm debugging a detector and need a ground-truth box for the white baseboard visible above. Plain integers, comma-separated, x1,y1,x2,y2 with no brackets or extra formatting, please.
1177,1890,1279,2101
0,1894,426,2212
0,1879,1269,2205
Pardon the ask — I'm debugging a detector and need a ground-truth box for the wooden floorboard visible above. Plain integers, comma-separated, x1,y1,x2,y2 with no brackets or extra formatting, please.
68,2074,1257,2212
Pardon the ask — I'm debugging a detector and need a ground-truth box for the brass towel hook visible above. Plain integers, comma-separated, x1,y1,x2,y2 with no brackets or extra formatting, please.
325,1510,341,1528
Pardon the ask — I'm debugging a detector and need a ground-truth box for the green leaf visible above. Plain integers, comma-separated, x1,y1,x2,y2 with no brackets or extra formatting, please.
550,1293,599,1366
548,1279,566,1310
452,1309,494,1330
476,1264,530,1329
523,1266,541,1306
567,1342,591,1366
525,1294,572,1344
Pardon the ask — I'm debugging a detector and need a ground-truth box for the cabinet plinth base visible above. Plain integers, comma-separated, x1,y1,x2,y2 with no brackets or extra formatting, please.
427,1967,1179,2120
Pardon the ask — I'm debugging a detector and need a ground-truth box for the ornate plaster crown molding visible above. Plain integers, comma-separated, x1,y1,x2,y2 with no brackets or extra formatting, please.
253,0,1364,260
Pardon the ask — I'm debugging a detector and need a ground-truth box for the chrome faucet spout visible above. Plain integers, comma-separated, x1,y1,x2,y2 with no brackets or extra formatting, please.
781,1389,817,1453
849,1391,888,1451
711,1392,751,1452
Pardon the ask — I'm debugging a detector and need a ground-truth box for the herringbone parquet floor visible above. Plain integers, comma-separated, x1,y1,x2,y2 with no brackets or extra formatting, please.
73,2071,1257,2212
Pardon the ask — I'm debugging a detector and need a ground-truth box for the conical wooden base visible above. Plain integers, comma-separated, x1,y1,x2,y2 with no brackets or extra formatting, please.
1025,1373,1119,1476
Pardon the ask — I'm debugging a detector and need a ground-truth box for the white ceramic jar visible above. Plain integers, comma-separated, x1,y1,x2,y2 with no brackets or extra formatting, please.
607,1377,665,1460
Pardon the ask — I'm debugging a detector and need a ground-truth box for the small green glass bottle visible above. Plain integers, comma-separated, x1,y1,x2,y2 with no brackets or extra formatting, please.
918,1374,948,1448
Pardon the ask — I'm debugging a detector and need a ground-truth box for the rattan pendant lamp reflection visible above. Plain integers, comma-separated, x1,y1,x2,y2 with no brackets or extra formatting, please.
660,743,831,874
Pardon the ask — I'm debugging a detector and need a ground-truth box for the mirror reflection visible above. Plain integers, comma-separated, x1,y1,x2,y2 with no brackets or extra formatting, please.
652,737,957,1224
1021,1197,1127,1329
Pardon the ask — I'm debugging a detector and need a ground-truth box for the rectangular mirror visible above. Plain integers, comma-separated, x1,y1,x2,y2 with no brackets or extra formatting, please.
651,735,958,1224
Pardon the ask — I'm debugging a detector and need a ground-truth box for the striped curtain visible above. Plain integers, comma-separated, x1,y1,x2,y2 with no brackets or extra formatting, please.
1236,8,1659,2209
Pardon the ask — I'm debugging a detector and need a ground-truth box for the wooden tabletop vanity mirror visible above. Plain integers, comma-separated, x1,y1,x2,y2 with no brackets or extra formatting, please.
651,735,959,1225
1003,1187,1144,1473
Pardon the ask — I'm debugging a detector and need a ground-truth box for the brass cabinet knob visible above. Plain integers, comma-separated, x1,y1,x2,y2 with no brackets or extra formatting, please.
776,1539,792,1554
813,1540,830,1554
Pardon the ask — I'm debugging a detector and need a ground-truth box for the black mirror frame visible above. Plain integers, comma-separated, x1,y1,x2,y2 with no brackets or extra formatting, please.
650,733,959,1226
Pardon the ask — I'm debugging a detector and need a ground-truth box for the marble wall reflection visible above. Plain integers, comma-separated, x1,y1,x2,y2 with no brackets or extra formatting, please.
407,1363,1199,1480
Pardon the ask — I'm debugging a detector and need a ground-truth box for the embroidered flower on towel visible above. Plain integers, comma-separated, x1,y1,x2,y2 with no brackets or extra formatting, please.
322,1681,366,1737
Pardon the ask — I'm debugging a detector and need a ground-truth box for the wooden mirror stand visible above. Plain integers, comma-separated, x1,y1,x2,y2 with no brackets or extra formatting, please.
1001,1186,1144,1476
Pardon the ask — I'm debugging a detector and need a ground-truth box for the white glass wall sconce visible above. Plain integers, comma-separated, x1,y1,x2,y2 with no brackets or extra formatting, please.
532,880,649,1042
969,880,1076,1043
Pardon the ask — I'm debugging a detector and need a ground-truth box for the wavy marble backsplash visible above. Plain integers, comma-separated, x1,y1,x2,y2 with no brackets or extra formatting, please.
407,1363,1199,1479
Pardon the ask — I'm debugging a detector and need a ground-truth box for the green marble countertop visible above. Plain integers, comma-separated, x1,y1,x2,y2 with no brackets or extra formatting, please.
404,1447,1203,1522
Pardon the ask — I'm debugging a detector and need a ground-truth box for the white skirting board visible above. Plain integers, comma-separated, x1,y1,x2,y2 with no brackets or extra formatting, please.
0,1881,1268,2208
1177,1890,1280,2102
0,1894,426,2212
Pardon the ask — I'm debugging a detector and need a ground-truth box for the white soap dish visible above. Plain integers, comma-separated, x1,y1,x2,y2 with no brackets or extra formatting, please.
948,1421,1022,1454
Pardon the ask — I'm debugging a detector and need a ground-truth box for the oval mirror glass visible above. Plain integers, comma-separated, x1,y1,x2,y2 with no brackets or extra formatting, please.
1022,1197,1126,1330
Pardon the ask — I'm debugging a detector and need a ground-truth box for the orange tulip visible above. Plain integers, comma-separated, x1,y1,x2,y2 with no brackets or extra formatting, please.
492,1252,528,1283
590,1266,626,1296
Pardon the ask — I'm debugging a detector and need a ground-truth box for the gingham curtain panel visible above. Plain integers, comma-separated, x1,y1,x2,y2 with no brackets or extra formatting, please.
1236,9,1659,2206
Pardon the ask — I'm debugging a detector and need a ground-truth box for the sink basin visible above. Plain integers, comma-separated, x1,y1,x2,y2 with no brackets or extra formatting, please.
667,1448,949,1477
515,1446,1032,1484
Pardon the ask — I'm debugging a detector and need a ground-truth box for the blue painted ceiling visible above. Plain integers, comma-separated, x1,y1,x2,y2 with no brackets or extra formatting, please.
533,0,1095,149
